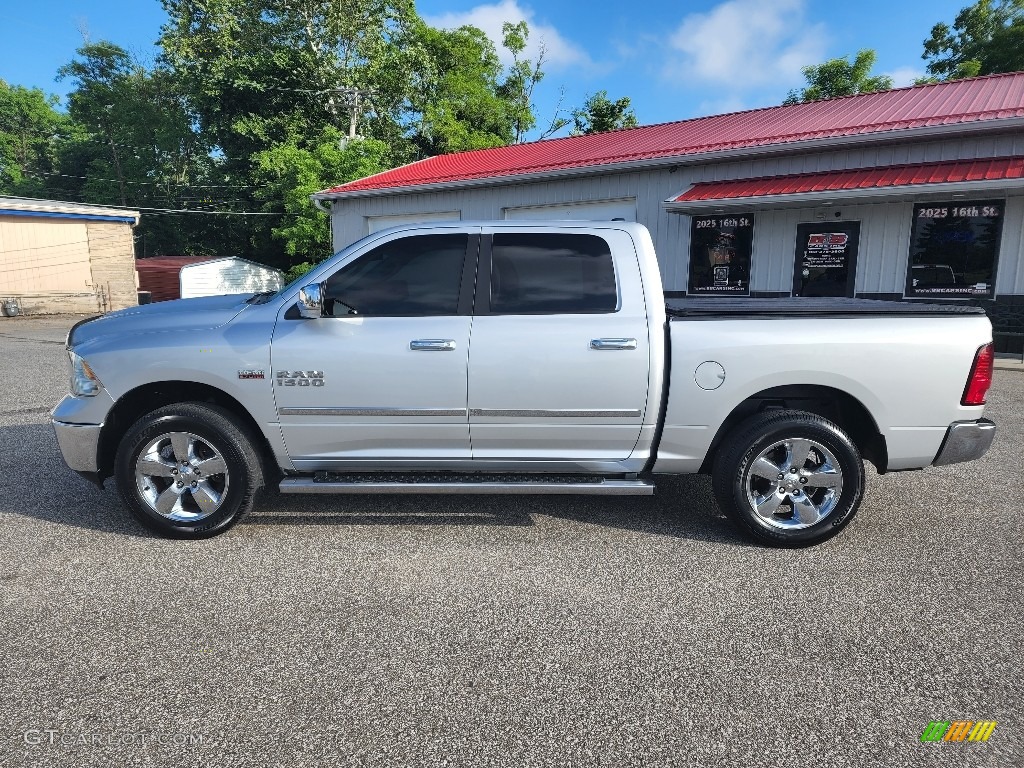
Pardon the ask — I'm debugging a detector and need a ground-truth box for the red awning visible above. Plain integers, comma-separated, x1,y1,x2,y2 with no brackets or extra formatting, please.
672,156,1024,206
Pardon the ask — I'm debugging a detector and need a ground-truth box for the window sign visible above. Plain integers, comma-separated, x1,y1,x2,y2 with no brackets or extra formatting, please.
688,215,753,295
905,201,1003,299
793,222,860,297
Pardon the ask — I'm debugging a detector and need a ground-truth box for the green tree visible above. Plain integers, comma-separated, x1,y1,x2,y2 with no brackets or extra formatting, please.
922,0,1024,80
497,21,558,142
158,0,426,266
783,49,894,105
0,80,68,195
159,0,419,165
56,42,219,257
570,90,638,135
158,1,554,270
407,23,515,155
253,127,388,261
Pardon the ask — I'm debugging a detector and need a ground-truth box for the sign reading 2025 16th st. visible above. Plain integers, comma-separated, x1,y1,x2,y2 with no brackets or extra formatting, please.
906,201,1003,299
688,215,753,296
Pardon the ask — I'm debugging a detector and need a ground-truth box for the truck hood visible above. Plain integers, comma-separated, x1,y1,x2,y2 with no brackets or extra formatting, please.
68,294,254,348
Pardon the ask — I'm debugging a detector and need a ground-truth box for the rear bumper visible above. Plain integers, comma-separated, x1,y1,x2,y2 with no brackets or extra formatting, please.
52,420,102,473
932,418,996,467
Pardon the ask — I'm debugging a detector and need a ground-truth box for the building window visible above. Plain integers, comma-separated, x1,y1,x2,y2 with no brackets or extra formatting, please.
905,201,1003,299
488,233,617,314
687,215,753,295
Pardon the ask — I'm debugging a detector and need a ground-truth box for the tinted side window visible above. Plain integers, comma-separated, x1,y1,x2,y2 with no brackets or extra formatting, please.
489,233,617,314
323,234,467,316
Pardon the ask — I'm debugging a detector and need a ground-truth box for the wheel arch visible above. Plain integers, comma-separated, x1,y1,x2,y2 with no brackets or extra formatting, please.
699,384,887,474
98,381,278,486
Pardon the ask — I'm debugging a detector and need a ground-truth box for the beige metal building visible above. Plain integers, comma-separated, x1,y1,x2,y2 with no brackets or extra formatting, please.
0,197,140,315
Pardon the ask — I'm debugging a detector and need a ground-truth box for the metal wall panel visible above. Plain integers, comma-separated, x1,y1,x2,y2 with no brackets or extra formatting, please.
502,198,636,220
996,196,1024,295
0,216,92,294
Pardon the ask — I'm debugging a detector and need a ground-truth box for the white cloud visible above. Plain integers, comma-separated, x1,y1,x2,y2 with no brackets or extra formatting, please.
664,0,828,89
695,96,750,116
424,0,591,71
885,66,925,88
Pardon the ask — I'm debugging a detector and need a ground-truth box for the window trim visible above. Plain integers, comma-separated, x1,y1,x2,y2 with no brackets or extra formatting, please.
316,232,479,318
475,232,621,316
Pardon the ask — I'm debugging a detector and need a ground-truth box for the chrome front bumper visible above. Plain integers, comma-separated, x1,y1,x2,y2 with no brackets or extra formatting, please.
932,418,996,467
52,420,102,473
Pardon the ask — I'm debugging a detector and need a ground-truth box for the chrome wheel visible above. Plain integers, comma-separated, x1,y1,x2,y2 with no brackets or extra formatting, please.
135,431,229,522
744,438,843,530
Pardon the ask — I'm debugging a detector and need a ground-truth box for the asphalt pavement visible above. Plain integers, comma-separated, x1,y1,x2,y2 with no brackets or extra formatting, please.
0,314,1020,768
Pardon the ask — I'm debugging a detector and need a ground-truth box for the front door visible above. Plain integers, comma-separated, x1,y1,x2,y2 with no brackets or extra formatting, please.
793,221,860,297
271,231,477,468
467,228,651,463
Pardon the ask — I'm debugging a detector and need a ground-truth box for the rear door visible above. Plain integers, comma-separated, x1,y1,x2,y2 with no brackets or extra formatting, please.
467,227,651,462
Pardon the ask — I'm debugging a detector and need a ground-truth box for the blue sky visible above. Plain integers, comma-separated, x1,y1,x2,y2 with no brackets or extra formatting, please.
1,0,970,137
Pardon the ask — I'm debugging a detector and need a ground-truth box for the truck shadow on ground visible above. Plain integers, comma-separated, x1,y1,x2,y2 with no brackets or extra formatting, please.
3,422,748,546
249,475,744,546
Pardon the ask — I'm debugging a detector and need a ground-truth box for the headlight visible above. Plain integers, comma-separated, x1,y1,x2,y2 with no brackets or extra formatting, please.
69,351,103,397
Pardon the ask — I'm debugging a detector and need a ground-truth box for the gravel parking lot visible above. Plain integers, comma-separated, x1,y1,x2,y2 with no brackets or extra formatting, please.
0,314,1020,768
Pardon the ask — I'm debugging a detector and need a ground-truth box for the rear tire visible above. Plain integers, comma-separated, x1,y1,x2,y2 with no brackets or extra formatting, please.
712,409,864,546
114,402,263,538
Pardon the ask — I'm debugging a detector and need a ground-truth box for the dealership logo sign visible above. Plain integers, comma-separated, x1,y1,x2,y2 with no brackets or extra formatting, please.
806,232,849,249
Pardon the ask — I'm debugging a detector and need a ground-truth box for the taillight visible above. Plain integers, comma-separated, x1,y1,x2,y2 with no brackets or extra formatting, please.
962,343,994,406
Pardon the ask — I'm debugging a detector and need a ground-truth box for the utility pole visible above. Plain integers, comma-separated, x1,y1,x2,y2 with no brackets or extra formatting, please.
334,86,373,142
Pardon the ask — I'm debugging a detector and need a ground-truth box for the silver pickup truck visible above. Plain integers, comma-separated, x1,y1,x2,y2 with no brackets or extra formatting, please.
52,222,996,545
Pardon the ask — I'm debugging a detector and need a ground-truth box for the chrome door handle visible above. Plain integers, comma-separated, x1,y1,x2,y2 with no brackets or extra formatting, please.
410,339,457,351
590,338,637,350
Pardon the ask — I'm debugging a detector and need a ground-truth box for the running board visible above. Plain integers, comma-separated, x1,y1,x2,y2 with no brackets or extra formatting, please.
279,474,654,496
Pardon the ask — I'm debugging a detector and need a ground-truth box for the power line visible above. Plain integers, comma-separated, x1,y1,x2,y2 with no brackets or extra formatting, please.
30,170,255,190
140,208,295,216
49,133,212,159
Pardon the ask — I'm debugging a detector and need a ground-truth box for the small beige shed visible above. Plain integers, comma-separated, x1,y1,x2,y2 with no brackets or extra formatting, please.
0,197,140,315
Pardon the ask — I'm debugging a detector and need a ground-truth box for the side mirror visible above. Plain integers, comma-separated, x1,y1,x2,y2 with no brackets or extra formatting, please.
297,283,325,319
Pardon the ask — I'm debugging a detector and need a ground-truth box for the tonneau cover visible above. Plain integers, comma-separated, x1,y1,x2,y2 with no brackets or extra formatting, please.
666,297,987,319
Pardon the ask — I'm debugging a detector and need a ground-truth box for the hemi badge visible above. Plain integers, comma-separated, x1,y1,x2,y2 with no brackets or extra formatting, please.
238,370,265,379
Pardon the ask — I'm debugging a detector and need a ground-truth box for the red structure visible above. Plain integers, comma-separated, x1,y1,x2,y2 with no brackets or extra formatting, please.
136,256,207,302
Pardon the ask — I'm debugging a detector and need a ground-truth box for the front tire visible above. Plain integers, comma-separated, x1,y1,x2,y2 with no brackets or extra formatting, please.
114,402,263,538
712,409,865,546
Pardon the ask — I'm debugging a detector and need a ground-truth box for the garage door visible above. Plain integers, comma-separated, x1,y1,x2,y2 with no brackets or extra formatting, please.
502,198,636,221
366,211,461,233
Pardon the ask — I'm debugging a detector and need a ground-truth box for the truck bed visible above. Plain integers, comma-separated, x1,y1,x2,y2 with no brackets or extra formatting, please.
665,297,987,319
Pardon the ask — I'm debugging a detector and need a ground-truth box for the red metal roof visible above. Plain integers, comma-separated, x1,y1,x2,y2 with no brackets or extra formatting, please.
673,156,1024,202
136,256,207,302
319,72,1024,197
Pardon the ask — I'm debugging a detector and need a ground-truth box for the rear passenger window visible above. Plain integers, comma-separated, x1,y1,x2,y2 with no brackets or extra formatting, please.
489,233,617,314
